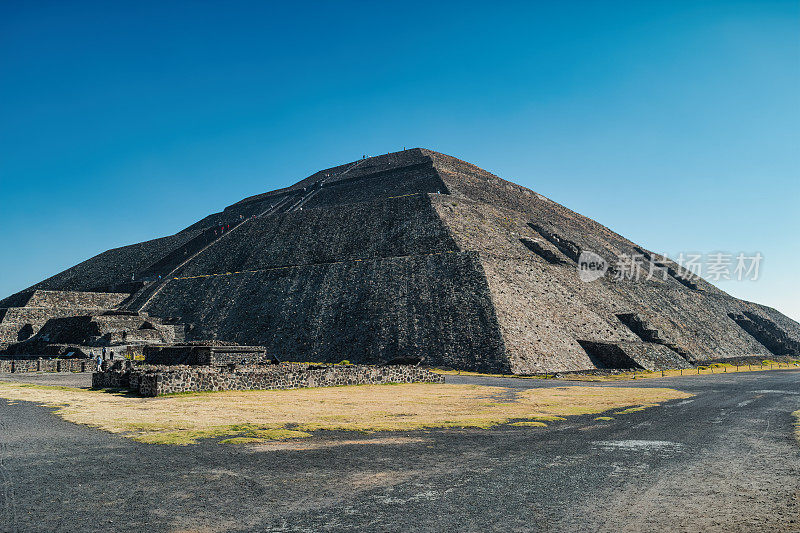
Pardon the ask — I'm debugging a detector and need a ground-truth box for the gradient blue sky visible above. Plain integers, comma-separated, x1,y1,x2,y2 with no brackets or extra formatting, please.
1,1,798,320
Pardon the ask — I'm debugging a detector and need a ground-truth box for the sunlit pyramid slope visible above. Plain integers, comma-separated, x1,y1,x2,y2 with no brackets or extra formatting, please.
4,149,799,372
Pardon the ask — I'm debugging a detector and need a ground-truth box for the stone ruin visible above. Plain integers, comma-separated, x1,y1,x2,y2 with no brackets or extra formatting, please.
0,290,183,359
2,148,799,374
94,344,443,396
142,341,273,366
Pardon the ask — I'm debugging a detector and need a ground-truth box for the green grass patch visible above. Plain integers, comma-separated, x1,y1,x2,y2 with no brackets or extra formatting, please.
594,416,614,421
424,418,509,430
247,429,312,440
613,404,657,415
510,421,547,427
134,428,237,445
11,383,85,393
220,429,312,445
218,437,267,445
130,423,275,445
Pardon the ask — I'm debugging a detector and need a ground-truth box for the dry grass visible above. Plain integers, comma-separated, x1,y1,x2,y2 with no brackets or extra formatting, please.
433,361,799,383
547,361,800,382
432,369,549,379
0,382,691,445
793,410,800,443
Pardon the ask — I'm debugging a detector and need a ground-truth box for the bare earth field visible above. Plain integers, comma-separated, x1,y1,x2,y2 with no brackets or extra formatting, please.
0,369,798,532
0,378,691,445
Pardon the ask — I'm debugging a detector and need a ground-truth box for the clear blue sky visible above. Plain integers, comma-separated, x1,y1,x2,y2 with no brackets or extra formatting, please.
1,1,798,320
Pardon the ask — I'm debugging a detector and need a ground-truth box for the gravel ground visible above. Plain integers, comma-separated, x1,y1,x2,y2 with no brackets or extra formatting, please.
0,370,798,532
0,372,92,389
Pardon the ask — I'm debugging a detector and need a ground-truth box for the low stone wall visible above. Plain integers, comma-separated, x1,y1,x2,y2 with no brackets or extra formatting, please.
93,363,444,396
0,358,98,373
92,368,130,388
143,344,270,366
198,347,272,366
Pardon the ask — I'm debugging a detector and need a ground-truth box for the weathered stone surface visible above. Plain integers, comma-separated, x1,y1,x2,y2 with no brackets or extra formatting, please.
20,290,128,309
0,292,132,351
0,357,97,373
146,252,508,372
5,148,800,372
0,232,203,297
93,363,444,396
143,344,271,366
0,290,185,356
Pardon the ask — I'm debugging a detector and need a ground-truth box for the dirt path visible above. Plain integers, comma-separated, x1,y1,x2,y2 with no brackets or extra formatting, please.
0,370,798,532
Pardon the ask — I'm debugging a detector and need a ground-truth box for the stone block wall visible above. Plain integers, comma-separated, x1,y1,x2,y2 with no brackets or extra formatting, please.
24,290,128,309
92,368,129,388
9,359,38,372
142,345,196,365
228,149,431,212
2,307,97,329
0,302,156,352
177,193,459,278
0,324,24,346
7,148,800,375
0,358,98,373
198,347,272,366
142,345,270,366
146,252,510,373
303,163,448,210
429,191,792,372
93,363,444,396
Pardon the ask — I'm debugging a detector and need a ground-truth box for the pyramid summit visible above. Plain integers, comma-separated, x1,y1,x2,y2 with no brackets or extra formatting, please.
3,148,799,372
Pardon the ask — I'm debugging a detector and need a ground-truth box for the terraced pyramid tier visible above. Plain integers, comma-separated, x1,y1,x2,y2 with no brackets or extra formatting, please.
4,149,798,372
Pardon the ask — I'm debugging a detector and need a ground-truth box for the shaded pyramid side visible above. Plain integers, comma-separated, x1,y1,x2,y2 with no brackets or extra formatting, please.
0,230,204,303
3,149,449,303
142,194,510,371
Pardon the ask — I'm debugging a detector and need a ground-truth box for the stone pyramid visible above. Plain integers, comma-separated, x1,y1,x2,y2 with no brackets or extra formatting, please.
3,149,799,372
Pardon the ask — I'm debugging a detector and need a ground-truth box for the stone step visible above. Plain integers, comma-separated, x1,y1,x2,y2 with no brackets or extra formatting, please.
106,329,168,344
22,290,128,309
0,307,108,326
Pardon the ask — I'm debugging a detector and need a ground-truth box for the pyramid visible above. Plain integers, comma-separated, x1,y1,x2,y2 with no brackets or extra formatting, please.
3,148,799,372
